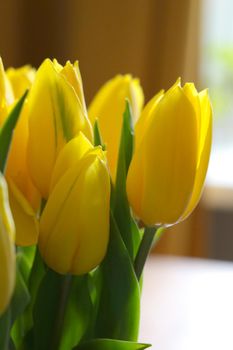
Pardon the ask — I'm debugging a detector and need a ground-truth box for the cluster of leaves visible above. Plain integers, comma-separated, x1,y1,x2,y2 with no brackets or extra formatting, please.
0,98,151,350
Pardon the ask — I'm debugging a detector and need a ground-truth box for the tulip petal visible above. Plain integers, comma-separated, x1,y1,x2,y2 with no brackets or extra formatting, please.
8,180,39,246
39,151,110,275
5,101,41,212
0,57,14,106
50,132,92,191
181,89,212,219
135,90,164,148
27,59,92,198
60,61,87,114
6,65,35,99
183,83,201,137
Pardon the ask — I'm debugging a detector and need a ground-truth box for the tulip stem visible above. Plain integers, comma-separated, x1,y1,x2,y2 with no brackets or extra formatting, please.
134,226,162,280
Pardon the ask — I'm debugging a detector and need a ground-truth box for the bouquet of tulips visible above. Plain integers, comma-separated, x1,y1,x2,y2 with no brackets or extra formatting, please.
0,57,212,350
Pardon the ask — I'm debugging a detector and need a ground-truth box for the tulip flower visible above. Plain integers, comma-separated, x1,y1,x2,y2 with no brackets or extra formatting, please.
39,134,110,275
27,59,93,199
0,173,15,315
127,79,212,226
0,59,40,246
88,75,144,180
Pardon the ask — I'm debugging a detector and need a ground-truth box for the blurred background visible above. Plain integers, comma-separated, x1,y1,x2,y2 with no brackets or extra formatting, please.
0,0,232,261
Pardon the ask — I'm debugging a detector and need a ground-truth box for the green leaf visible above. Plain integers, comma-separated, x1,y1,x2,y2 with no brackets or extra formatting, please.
33,268,92,350
10,255,30,324
85,268,103,340
95,212,140,341
113,100,141,260
93,119,105,148
18,248,45,347
75,338,151,350
9,338,16,350
33,269,72,350
0,90,28,172
10,253,31,348
15,246,35,285
0,307,11,350
59,275,93,350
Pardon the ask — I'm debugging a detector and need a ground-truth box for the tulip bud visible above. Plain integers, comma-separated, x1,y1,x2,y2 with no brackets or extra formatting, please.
127,80,212,226
7,65,36,99
0,173,15,315
39,135,110,275
88,75,144,180
27,59,93,199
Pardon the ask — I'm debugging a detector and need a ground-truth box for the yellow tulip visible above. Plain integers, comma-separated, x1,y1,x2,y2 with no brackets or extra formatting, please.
0,173,15,315
88,75,144,180
27,59,93,199
0,59,40,246
126,79,212,226
7,65,35,99
39,134,110,275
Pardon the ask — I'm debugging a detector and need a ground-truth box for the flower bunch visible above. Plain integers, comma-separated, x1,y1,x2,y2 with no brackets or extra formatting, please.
0,57,212,350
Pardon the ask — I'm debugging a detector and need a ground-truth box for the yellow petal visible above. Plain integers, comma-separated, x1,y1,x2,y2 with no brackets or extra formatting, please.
52,59,63,72
181,89,212,219
39,151,110,275
50,132,92,191
6,101,41,212
60,60,87,115
27,58,93,198
6,65,35,99
88,74,144,180
0,174,15,315
8,180,39,246
135,89,164,148
183,82,201,138
0,57,14,106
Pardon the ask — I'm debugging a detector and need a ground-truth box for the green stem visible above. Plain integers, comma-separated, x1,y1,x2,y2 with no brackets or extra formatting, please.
134,226,162,280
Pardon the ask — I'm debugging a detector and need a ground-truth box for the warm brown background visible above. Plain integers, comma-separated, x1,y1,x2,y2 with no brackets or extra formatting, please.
0,0,211,258
0,0,200,101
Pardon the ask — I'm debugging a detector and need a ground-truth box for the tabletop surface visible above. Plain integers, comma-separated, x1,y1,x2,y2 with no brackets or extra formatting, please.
140,255,233,350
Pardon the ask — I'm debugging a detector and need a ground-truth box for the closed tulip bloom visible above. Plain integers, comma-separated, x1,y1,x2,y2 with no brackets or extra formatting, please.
27,59,93,199
39,135,110,275
88,75,144,180
127,80,212,226
0,174,15,315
